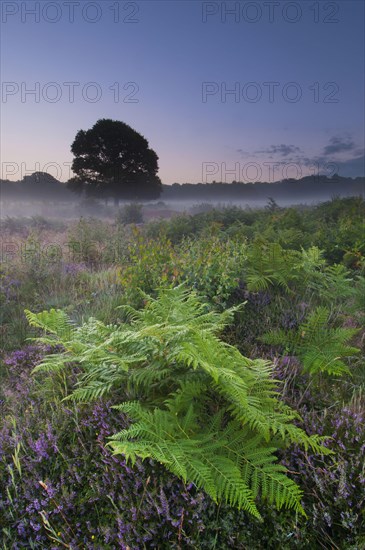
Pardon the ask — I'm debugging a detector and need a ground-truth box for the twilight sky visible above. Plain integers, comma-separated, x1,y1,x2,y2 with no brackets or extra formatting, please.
1,0,364,184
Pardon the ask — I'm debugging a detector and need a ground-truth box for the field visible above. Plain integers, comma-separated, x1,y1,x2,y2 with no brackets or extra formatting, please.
1,197,364,549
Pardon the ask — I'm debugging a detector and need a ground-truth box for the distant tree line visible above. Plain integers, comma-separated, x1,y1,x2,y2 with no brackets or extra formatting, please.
160,176,364,202
1,174,364,203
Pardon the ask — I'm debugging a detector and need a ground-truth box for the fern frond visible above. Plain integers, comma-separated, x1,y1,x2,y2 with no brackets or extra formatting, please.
246,241,300,292
25,308,74,340
262,306,359,377
27,283,332,518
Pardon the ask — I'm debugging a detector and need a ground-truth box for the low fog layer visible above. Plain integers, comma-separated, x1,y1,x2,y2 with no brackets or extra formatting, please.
0,195,362,222
0,172,363,221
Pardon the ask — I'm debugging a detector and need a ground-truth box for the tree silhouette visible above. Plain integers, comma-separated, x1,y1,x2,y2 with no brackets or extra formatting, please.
68,119,162,203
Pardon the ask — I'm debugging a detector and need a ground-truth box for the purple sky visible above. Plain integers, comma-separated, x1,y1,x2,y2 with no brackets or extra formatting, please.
1,0,364,184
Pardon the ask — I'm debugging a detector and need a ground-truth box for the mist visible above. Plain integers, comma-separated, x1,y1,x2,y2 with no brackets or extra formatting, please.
1,173,363,222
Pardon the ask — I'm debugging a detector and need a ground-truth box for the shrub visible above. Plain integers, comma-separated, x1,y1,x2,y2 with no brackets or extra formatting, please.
119,228,247,307
116,203,144,225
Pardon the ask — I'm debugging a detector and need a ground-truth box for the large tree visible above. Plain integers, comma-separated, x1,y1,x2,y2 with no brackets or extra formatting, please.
68,119,162,203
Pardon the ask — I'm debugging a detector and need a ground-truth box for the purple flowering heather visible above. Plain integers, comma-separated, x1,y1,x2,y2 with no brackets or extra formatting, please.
62,262,87,276
279,398,365,544
3,345,43,370
0,346,210,548
0,274,21,303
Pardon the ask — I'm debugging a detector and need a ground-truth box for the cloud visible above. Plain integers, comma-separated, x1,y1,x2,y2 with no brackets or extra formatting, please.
334,154,365,177
301,154,364,177
323,136,356,156
255,144,302,157
235,135,364,178
236,148,250,158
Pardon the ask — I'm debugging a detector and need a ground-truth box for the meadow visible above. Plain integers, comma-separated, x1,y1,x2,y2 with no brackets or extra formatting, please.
0,196,364,549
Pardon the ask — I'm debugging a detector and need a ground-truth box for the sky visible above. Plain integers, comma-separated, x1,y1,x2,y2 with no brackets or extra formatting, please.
0,0,364,184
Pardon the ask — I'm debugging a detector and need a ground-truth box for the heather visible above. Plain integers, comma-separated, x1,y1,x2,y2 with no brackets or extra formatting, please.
0,351,209,548
0,197,364,548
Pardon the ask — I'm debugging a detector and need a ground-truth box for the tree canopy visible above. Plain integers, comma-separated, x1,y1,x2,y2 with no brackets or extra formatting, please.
68,119,162,202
